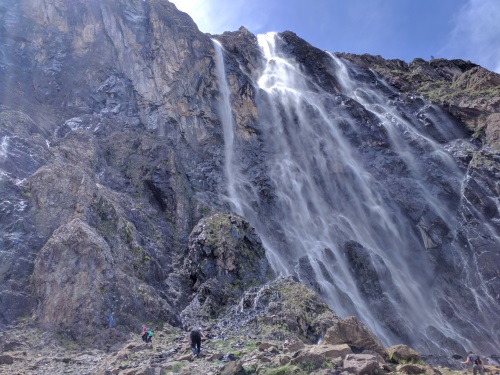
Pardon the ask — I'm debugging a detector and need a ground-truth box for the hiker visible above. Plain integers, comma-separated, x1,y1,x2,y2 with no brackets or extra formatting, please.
462,350,484,375
190,327,205,357
146,328,154,343
141,325,148,342
108,311,115,328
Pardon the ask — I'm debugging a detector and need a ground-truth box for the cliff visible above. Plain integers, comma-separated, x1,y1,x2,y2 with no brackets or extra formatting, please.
0,0,498,367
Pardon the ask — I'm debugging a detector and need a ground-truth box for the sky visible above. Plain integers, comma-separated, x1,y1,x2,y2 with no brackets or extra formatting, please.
169,0,500,73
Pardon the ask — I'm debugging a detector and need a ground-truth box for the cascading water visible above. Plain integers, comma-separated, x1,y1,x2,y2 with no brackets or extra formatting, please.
212,40,241,213
214,32,500,354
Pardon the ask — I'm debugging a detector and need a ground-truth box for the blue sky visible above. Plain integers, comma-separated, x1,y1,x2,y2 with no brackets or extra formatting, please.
170,0,500,73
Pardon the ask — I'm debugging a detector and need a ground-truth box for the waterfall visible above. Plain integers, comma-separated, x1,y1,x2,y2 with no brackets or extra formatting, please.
0,136,8,160
215,32,500,354
212,39,244,215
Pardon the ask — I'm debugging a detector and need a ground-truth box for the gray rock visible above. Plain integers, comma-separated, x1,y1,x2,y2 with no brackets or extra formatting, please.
387,344,419,363
0,354,14,365
343,353,380,374
220,360,245,375
324,317,386,358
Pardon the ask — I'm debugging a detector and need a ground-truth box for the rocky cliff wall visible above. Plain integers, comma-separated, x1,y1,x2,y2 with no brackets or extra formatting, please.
0,0,498,356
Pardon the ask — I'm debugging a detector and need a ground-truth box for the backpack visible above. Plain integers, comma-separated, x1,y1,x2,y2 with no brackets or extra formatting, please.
474,356,482,365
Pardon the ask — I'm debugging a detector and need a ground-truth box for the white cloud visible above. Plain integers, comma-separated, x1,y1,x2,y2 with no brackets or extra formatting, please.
441,0,500,72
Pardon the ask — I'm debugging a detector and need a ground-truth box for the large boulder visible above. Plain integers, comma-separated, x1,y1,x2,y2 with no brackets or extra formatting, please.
33,218,176,339
181,213,273,325
387,344,419,363
231,276,340,343
343,353,381,375
324,316,386,358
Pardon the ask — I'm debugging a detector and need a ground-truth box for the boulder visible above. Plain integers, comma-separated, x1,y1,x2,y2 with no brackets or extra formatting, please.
0,354,14,365
181,213,273,325
308,344,352,359
324,316,386,358
397,363,427,374
343,353,381,374
387,344,419,363
272,355,292,366
259,342,277,351
220,360,246,375
290,350,327,370
285,341,305,353
206,352,223,361
289,344,351,371
240,276,340,343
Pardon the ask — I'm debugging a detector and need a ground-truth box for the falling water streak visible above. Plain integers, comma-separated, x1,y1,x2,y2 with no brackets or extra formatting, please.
0,136,8,160
329,53,466,228
212,39,243,215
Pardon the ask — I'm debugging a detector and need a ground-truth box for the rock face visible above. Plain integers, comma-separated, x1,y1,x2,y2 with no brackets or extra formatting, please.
0,0,221,338
0,0,499,357
181,213,273,325
338,54,500,150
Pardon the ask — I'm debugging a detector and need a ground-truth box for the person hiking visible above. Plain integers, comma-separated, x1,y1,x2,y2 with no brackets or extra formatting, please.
190,327,205,357
146,328,154,344
462,350,484,375
141,325,148,342
108,311,115,328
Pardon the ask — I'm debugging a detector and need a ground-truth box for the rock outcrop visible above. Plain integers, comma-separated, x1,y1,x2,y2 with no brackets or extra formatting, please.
181,213,273,326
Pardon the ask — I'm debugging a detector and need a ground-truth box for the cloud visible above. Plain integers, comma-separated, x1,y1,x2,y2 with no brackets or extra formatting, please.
441,0,500,72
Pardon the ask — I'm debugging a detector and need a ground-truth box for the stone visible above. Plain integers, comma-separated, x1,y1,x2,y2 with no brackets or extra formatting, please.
286,341,305,352
308,344,353,359
343,353,381,374
181,213,273,326
0,354,14,365
220,360,246,375
258,342,276,351
272,355,291,366
206,352,223,361
178,354,193,361
3,341,23,351
387,344,419,363
324,317,386,358
397,363,427,374
290,351,325,369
